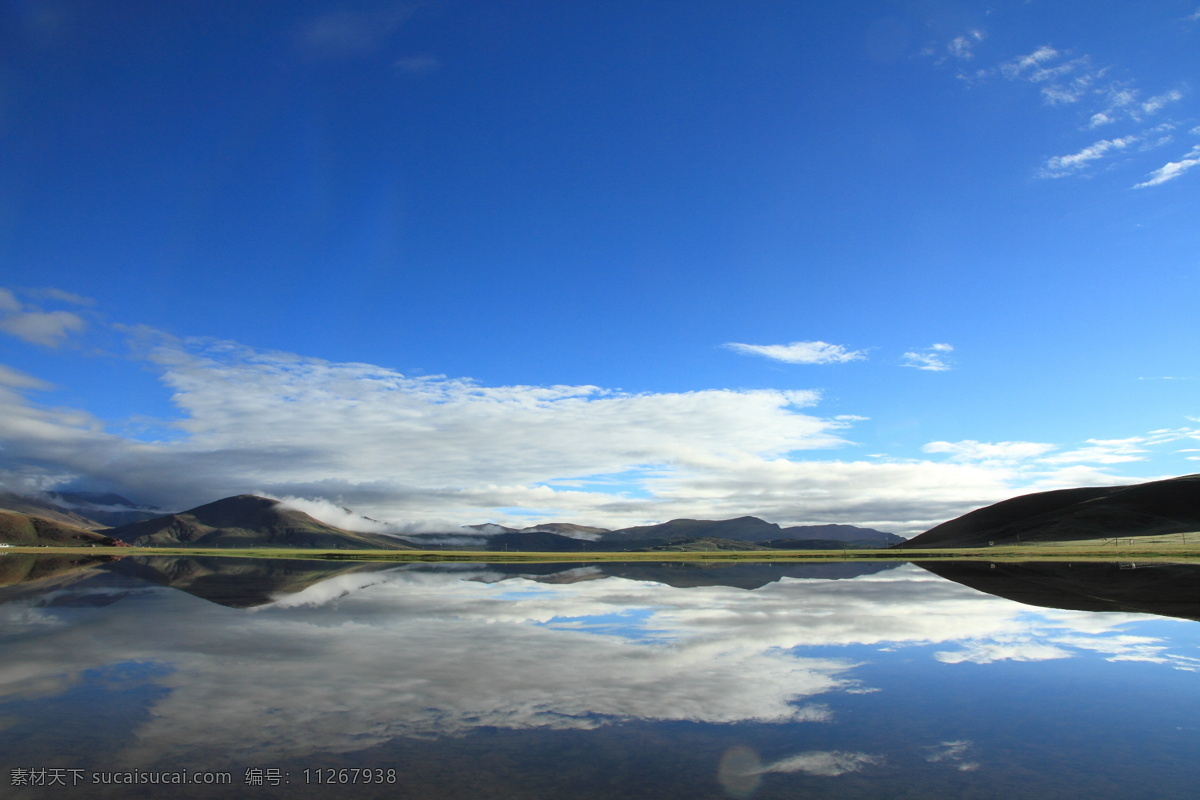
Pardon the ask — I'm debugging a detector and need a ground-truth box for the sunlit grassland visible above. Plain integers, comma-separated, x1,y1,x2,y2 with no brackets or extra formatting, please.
6,533,1200,564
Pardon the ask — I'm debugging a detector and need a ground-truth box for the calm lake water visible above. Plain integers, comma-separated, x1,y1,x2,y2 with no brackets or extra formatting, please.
2,555,1199,799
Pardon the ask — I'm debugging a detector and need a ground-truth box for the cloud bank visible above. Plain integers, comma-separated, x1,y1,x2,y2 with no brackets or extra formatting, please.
0,292,1194,533
0,321,1193,533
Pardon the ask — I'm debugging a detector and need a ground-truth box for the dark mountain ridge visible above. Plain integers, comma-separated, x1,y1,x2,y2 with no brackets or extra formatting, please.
897,474,1200,548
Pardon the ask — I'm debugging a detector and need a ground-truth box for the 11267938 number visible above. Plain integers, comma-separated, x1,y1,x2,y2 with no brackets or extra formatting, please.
303,769,397,784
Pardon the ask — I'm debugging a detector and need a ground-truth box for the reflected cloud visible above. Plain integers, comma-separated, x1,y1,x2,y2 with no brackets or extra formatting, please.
761,749,883,776
923,739,979,771
935,638,1073,664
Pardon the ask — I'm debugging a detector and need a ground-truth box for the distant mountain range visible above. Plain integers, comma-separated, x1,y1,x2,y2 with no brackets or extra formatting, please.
599,516,901,545
0,490,162,529
0,490,901,551
897,474,1200,549
3,474,1198,552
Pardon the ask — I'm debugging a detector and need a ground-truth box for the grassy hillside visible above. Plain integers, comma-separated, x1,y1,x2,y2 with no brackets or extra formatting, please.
898,474,1200,549
0,491,104,529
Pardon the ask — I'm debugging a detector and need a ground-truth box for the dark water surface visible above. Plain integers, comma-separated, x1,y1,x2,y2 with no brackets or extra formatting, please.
2,555,1199,799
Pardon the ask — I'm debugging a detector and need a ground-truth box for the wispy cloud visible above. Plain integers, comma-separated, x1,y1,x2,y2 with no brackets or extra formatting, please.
393,55,439,75
947,30,985,60
922,740,980,771
999,45,1060,78
725,340,867,365
1134,144,1200,187
293,6,416,59
1000,50,1096,106
901,343,953,371
760,750,883,777
0,364,53,391
1040,135,1139,177
923,440,1056,465
31,288,96,306
936,25,1193,183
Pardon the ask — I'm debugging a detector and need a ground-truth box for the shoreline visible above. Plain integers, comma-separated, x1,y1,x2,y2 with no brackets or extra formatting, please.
5,543,1200,564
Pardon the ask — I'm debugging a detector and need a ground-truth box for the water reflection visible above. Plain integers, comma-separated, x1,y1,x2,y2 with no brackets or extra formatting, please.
1,555,1199,798
917,560,1200,621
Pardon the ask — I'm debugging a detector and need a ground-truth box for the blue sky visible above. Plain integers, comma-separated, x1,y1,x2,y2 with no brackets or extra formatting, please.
1,0,1198,533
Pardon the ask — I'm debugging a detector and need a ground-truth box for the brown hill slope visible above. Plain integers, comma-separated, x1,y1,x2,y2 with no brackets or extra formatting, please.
897,474,1200,548
108,495,413,550
0,510,129,548
0,491,105,529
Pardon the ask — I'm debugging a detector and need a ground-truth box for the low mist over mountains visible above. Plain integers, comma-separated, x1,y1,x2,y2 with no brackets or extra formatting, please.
106,495,413,550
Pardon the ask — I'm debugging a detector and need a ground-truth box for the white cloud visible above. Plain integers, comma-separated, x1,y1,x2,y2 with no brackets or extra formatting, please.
935,639,1073,664
923,440,1057,465
1133,144,1200,187
941,33,1192,182
1001,46,1059,78
725,340,867,365
947,30,985,60
1045,429,1200,464
923,429,1200,474
0,334,874,527
901,343,953,371
923,740,980,771
31,287,95,306
1040,135,1138,177
1142,89,1184,116
760,750,883,776
0,286,87,347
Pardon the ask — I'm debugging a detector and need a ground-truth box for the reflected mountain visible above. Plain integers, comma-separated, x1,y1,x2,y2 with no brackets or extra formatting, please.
463,559,899,589
0,553,902,610
0,552,127,606
0,554,401,609
103,556,402,608
916,560,1200,622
